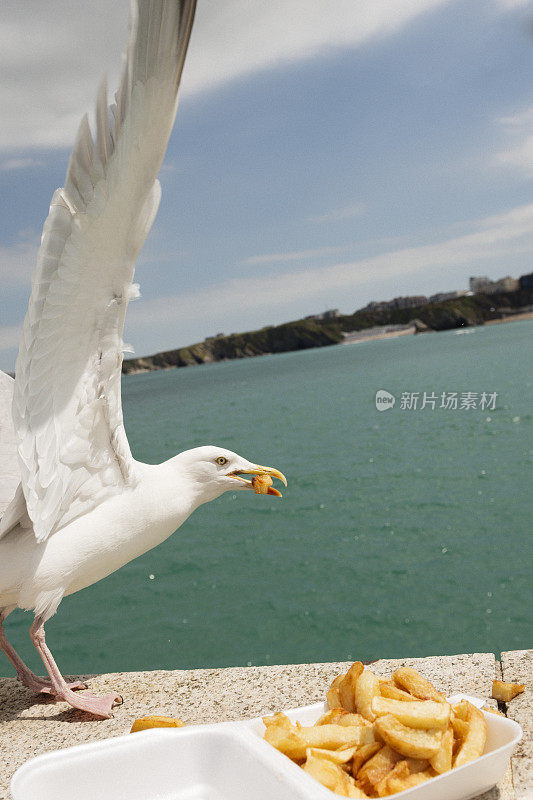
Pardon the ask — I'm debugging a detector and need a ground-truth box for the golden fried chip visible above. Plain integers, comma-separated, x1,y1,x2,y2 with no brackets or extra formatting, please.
375,714,443,759
492,680,525,703
339,662,364,712
265,722,375,760
451,716,469,738
306,745,358,764
356,745,402,793
453,702,487,768
393,667,445,703
262,712,291,729
315,708,345,726
251,474,273,494
386,769,434,794
337,712,372,728
375,761,410,797
304,754,368,798
130,715,185,733
379,681,414,702
327,674,344,709
429,726,453,773
351,743,383,777
372,697,450,730
355,669,380,721
452,700,470,721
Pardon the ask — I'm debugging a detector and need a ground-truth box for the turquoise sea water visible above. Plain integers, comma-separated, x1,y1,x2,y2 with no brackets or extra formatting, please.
4,320,532,675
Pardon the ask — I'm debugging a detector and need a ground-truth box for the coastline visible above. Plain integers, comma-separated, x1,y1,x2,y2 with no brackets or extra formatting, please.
123,288,533,376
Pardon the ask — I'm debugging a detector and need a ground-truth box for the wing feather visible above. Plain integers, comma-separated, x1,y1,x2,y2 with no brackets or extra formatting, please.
3,0,196,542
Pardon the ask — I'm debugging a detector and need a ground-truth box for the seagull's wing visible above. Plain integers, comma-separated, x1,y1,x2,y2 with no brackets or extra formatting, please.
0,372,20,517
4,0,196,543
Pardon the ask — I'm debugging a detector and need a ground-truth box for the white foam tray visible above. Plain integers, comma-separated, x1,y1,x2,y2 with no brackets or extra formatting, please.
11,694,522,800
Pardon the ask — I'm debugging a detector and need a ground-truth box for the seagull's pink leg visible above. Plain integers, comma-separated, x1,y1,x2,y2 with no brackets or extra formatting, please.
0,614,86,694
29,617,122,719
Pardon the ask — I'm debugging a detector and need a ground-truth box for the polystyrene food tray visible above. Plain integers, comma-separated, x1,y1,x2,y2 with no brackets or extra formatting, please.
11,694,522,800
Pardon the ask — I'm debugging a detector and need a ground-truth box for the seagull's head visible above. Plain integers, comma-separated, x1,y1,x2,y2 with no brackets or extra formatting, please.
172,446,287,503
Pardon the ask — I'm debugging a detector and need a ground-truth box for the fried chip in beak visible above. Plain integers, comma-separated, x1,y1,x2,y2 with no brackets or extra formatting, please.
229,465,287,496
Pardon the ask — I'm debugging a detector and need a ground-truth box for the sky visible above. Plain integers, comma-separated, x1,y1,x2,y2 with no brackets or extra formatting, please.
1,0,533,370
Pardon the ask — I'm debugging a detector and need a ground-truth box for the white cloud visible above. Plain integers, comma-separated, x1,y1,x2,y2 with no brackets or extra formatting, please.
496,0,533,8
307,204,367,224
242,244,347,266
0,325,21,353
0,236,38,288
125,201,533,343
0,157,43,171
494,106,533,176
0,0,453,152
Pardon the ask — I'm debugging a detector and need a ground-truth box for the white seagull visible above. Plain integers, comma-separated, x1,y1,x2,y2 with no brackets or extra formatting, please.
0,0,286,719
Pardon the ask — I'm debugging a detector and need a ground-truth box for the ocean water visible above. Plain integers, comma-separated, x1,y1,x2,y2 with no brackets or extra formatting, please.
4,320,532,675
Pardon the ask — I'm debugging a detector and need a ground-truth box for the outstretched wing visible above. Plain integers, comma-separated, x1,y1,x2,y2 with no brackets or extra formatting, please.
5,0,196,542
0,372,20,517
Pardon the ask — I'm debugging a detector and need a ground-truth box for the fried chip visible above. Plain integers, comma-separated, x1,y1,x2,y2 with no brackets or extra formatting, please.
492,680,525,703
429,726,453,773
314,708,345,726
251,474,273,494
379,681,414,702
304,754,368,798
129,715,185,733
372,697,450,730
356,745,402,793
265,721,375,760
392,667,445,703
262,711,291,729
386,769,434,794
453,702,487,768
306,745,358,764
351,743,383,777
375,761,410,797
375,714,443,759
339,662,364,712
327,674,344,709
355,669,380,721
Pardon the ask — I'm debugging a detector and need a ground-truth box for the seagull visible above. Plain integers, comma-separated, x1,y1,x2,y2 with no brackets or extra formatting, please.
0,0,286,719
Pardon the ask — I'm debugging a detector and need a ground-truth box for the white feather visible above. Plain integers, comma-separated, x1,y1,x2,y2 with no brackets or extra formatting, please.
2,0,196,543
0,372,19,517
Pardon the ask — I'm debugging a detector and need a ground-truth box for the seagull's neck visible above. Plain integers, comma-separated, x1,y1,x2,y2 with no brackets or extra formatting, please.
132,458,224,546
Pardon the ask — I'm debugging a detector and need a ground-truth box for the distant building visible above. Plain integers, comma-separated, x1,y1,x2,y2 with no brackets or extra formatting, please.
428,290,467,303
469,276,492,293
492,276,519,293
362,296,427,312
389,296,428,309
470,275,519,294
305,309,340,321
519,272,533,290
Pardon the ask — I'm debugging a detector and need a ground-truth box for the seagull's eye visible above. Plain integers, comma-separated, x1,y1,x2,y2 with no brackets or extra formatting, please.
215,456,229,466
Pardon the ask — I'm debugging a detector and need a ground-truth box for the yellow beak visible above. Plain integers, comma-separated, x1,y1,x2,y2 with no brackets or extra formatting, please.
229,464,287,496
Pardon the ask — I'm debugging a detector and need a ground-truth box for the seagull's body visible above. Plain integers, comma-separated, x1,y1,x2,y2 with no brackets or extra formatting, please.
0,0,286,718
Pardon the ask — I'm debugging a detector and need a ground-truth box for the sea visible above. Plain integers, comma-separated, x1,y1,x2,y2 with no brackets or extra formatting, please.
5,319,532,675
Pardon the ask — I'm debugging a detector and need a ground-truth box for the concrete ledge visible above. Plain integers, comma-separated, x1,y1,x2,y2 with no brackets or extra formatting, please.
0,651,530,799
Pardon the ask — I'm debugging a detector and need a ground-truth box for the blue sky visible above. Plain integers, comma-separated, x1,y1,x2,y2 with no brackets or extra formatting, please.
1,0,533,370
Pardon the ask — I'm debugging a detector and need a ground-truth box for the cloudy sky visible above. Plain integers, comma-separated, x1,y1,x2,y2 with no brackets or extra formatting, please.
1,0,533,370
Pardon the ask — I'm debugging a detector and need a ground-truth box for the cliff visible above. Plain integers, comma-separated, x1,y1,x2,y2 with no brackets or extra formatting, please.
122,287,533,374
122,319,342,374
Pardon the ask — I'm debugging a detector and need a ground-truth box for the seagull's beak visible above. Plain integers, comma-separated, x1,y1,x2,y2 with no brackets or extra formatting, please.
228,465,288,496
